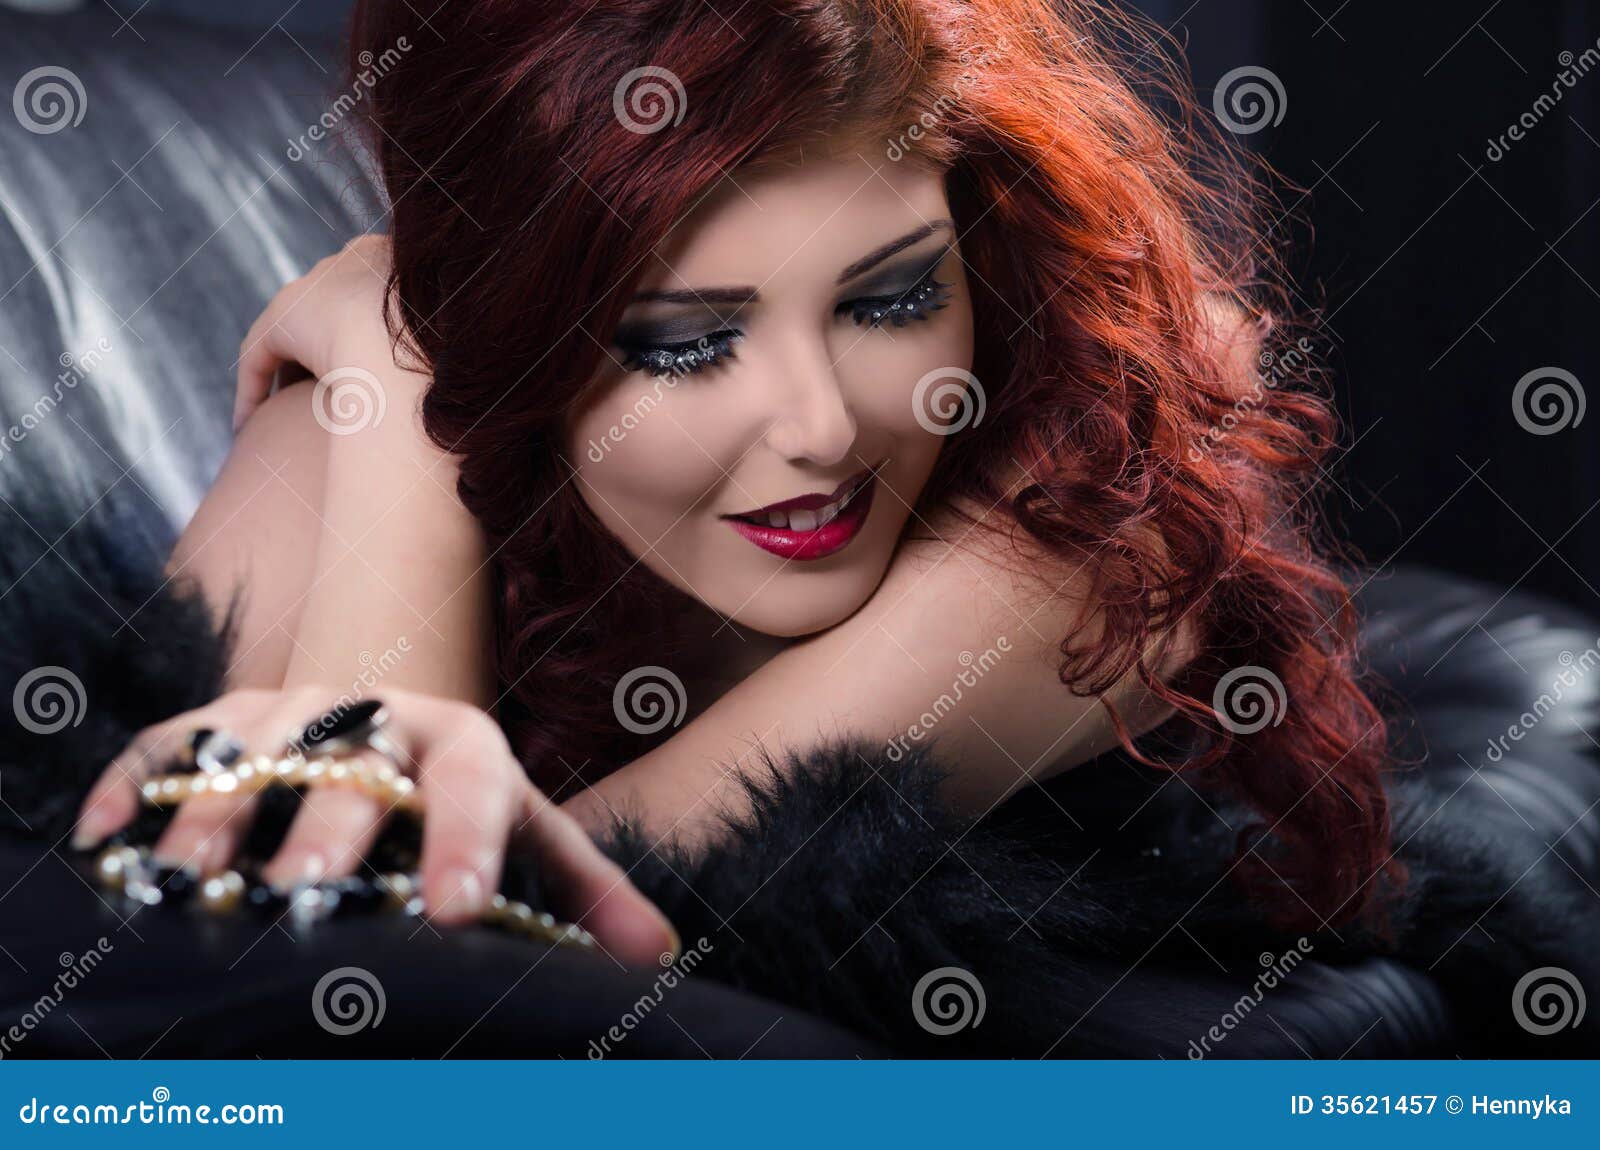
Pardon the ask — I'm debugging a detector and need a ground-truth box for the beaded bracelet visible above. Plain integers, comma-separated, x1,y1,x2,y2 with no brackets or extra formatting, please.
92,843,596,951
118,739,596,952
140,752,423,815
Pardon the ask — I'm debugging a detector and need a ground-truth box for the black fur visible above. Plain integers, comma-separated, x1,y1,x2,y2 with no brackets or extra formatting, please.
1,481,1596,1056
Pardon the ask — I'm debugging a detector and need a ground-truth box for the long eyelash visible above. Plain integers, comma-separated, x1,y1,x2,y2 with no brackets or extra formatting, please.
615,264,954,373
841,272,954,329
618,330,742,378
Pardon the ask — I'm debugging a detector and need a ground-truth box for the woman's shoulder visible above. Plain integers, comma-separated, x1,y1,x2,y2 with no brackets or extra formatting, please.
773,496,1108,803
889,492,1200,680
857,493,1199,780
877,493,1093,633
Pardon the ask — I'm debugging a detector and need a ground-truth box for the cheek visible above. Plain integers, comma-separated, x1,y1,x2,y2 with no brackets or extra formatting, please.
567,378,749,528
840,303,977,441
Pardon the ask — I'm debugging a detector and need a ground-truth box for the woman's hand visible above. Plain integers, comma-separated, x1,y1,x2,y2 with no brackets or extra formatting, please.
72,685,679,966
234,233,400,432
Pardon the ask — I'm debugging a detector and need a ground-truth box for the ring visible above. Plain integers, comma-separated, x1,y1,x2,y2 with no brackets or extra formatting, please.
164,727,244,776
284,698,409,774
195,729,246,775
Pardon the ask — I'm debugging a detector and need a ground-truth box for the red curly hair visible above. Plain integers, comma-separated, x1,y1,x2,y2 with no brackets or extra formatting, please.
345,0,1405,934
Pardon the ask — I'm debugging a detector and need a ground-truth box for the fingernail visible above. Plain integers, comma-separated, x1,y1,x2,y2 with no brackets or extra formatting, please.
266,852,327,893
433,867,485,919
150,847,191,871
661,919,682,961
71,806,118,851
152,835,212,874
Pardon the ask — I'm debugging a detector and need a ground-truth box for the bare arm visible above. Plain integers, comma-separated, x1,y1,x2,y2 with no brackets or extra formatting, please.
563,507,1197,842
132,245,677,954
280,351,496,708
210,235,496,708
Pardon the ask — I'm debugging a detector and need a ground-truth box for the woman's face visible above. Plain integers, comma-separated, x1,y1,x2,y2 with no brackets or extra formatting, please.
566,145,975,637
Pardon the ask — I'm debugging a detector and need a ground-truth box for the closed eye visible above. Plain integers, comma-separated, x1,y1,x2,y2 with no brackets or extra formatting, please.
617,329,743,379
836,267,954,329
615,241,959,376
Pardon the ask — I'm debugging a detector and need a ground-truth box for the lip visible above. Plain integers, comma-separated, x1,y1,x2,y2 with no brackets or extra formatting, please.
721,464,882,562
724,464,879,519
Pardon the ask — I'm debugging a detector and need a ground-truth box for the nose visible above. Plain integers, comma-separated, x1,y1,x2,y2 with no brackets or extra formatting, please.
761,334,858,467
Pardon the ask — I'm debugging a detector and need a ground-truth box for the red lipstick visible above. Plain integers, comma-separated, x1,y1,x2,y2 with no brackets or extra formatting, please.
721,464,881,561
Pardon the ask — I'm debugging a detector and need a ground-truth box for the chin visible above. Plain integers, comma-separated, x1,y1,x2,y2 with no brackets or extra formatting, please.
722,567,885,638
710,480,919,638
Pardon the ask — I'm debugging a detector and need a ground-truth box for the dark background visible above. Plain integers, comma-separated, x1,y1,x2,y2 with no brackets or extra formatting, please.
88,0,1600,612
1146,0,1600,617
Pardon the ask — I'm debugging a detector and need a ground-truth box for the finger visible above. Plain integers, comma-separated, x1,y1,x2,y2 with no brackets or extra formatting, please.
235,308,290,431
516,789,680,967
414,714,520,926
73,692,273,848
259,747,404,890
150,687,323,873
150,790,261,875
74,723,186,847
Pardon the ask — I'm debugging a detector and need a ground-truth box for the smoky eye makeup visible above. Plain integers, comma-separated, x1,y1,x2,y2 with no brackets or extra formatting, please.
836,243,955,329
611,304,746,379
840,242,953,300
616,329,743,379
610,239,959,378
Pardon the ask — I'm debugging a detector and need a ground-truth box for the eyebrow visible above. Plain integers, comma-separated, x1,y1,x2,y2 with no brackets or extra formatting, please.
628,218,955,306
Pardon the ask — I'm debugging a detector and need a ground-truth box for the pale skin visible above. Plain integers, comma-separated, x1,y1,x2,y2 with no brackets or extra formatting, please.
73,142,1208,965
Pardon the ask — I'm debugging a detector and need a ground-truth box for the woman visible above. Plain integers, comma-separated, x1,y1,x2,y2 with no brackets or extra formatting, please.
72,0,1400,965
